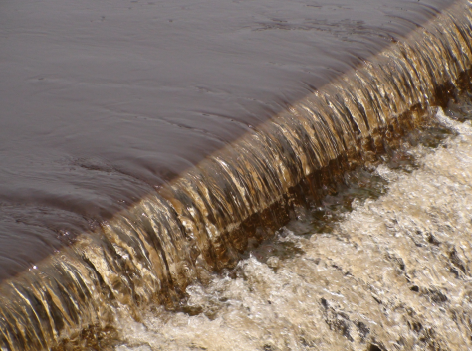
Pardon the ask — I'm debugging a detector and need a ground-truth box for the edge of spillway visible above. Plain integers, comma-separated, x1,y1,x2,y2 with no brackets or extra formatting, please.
2,1,472,349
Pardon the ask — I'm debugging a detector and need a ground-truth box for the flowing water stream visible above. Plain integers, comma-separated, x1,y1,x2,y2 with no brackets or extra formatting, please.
107,105,472,351
50,99,472,350
2,0,472,350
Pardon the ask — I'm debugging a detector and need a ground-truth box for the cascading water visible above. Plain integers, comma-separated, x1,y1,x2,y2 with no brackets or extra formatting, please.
113,106,472,351
2,0,472,350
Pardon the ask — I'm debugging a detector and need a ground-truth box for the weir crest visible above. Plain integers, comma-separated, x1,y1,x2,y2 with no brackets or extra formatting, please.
2,1,472,350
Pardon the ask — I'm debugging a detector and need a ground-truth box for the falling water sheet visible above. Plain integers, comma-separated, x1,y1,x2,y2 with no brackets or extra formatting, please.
0,0,459,280
1,0,472,350
113,108,472,351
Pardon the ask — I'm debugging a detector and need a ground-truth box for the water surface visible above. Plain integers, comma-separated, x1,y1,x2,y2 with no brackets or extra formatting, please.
0,0,456,280
111,108,472,351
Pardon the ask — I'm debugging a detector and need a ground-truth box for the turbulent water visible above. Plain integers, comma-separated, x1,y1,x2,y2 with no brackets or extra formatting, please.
2,0,472,350
0,0,458,279
110,108,472,351
1,0,455,279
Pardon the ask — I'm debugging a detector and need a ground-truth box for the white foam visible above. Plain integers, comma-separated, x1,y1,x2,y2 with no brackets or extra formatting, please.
114,112,472,350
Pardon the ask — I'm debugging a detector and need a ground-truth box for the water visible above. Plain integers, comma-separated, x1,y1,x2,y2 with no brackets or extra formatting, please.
111,108,472,350
1,0,472,349
0,0,458,280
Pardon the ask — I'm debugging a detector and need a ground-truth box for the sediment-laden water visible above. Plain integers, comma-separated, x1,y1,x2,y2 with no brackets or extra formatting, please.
111,107,472,350
2,0,472,349
0,0,459,279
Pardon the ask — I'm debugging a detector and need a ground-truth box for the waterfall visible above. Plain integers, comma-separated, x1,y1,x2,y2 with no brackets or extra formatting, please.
2,1,472,350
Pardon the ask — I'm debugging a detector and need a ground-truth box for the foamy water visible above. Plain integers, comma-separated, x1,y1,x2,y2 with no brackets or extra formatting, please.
111,109,472,350
2,1,472,349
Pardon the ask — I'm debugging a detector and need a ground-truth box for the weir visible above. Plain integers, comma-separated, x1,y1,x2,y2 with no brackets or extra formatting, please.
1,0,472,350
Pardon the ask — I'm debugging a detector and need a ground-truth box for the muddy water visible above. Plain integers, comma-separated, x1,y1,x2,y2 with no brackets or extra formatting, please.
2,1,472,349
110,106,472,350
0,0,457,280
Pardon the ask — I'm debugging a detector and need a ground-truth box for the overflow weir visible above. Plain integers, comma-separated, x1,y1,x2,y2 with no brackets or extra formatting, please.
2,0,472,350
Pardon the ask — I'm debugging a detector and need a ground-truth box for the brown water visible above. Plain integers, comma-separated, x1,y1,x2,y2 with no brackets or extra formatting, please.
0,0,456,280
1,0,472,350
110,107,472,351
